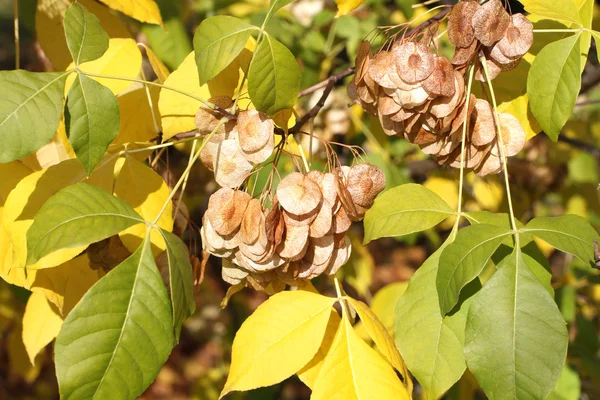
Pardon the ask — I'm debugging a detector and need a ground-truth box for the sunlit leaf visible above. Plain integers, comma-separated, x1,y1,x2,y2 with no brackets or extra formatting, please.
547,364,581,400
22,292,63,364
63,2,109,65
97,0,163,25
334,0,365,17
521,0,582,25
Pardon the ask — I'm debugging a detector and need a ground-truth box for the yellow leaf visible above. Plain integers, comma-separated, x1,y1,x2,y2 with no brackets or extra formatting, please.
311,314,410,400
65,39,142,95
98,0,163,25
370,282,408,334
114,156,173,254
22,292,63,365
297,309,341,389
473,176,504,212
346,297,412,395
424,176,458,230
334,0,365,16
158,40,254,140
36,0,131,71
220,291,336,397
140,43,170,83
21,119,76,170
113,86,162,145
30,254,101,315
8,322,44,383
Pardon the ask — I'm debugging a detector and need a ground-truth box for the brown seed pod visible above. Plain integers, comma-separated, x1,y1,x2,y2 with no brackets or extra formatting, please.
355,41,373,84
213,139,253,188
195,96,233,135
309,199,333,238
475,151,502,176
316,172,338,207
423,56,456,98
304,235,335,267
325,235,352,275
222,258,248,285
283,205,320,227
448,0,480,48
332,206,352,234
394,86,430,109
200,224,234,258
277,224,310,261
242,132,275,164
430,71,466,119
498,14,533,59
389,106,415,122
471,0,510,47
237,110,274,153
241,199,264,245
276,172,323,215
346,164,386,208
451,40,479,66
334,169,358,220
369,51,403,89
471,99,496,146
207,188,251,236
450,94,477,134
491,112,526,157
474,58,503,82
200,140,218,171
379,113,404,136
203,215,240,251
378,94,402,116
393,42,435,84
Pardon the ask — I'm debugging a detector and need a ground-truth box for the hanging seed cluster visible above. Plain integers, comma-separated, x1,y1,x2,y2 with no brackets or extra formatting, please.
196,99,386,292
348,0,533,176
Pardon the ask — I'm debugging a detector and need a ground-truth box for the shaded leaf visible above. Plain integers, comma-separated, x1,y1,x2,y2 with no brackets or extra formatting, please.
63,2,109,65
22,292,63,365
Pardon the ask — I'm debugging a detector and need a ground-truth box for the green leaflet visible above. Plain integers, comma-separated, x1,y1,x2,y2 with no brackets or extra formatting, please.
159,229,196,339
65,74,120,175
26,183,144,267
547,364,581,400
266,0,295,18
527,33,581,141
55,236,175,400
142,19,192,70
63,2,109,65
464,249,568,400
395,236,477,399
248,32,301,115
0,70,68,163
193,16,257,85
521,215,600,267
436,224,513,315
363,183,455,244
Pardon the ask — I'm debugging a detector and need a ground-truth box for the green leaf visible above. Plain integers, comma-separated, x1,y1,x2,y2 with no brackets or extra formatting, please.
464,249,568,400
395,236,474,399
248,33,301,115
521,0,582,25
267,0,295,17
193,16,257,86
521,215,600,267
547,364,581,400
55,236,175,400
65,74,120,175
527,33,581,141
437,224,513,315
63,2,109,65
142,19,192,70
591,31,600,64
159,229,196,339
363,183,455,244
464,211,528,246
0,70,68,163
26,183,144,266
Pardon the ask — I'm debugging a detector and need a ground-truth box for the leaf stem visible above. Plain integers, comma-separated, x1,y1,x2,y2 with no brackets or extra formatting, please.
532,29,582,33
333,277,351,319
13,0,19,69
479,56,519,245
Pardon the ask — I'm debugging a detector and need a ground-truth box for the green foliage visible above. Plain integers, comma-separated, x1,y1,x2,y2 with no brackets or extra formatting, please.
193,16,257,85
522,0,582,25
55,236,175,400
464,249,568,400
63,2,109,65
65,74,120,175
26,183,144,267
437,224,513,315
527,34,581,141
0,70,68,163
248,33,301,115
363,183,454,243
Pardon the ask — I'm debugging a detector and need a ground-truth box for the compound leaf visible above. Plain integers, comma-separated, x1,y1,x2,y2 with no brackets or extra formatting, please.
63,2,109,65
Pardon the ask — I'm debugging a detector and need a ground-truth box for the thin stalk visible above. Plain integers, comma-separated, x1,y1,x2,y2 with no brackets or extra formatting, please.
532,29,582,33
140,67,161,135
333,277,351,319
120,135,201,155
173,135,200,221
13,0,19,69
480,56,519,242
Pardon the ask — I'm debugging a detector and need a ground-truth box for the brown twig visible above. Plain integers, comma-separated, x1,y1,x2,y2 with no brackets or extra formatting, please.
556,135,600,158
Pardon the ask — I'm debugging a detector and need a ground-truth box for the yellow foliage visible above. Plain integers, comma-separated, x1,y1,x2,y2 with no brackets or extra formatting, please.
370,282,408,334
334,0,365,17
98,0,163,25
114,157,173,254
158,39,254,140
311,314,410,400
22,292,63,365
36,0,131,71
140,44,171,84
220,291,336,397
20,119,76,170
113,86,162,145
65,39,142,95
473,177,504,212
424,176,458,229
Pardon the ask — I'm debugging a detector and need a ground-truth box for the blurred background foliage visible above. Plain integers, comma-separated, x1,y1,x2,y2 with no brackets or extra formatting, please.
0,0,599,399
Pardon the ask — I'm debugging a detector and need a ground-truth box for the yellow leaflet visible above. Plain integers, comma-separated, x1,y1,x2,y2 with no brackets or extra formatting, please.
297,310,341,389
114,157,173,255
423,176,458,230
22,292,63,365
8,322,44,383
140,44,170,84
220,291,336,398
370,282,408,334
113,86,162,145
473,176,504,212
159,38,255,140
21,119,76,170
30,254,101,315
346,297,413,396
311,314,410,400
2,157,117,271
65,39,142,95
334,0,365,17
36,0,131,71
98,0,163,26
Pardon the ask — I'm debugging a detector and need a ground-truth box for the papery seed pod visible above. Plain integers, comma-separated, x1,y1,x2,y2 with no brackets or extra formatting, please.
237,249,285,272
449,94,477,134
304,235,335,268
213,139,253,188
369,51,403,89
356,41,373,84
346,164,386,208
207,188,251,236
334,170,358,219
488,43,516,65
332,206,352,234
378,95,402,116
200,140,218,171
276,172,323,215
319,173,339,206
448,0,480,48
241,199,265,245
498,14,533,59
202,215,240,252
379,113,404,136
277,224,310,261
200,225,233,258
471,99,496,146
309,199,333,238
195,96,233,135
325,235,352,275
423,56,456,98
472,0,510,47
222,258,248,285
243,133,275,164
491,112,526,157
283,206,320,227
475,151,502,176
394,86,430,109
430,71,465,119
237,109,274,153
393,42,435,84
451,40,479,66
389,107,416,123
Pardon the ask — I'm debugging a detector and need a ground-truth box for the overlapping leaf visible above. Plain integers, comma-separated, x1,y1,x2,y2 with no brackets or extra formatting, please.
22,292,63,364
63,2,109,65
97,0,163,25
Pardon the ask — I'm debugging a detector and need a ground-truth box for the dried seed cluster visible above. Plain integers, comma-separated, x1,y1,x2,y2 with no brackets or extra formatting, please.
201,164,385,292
348,0,532,176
